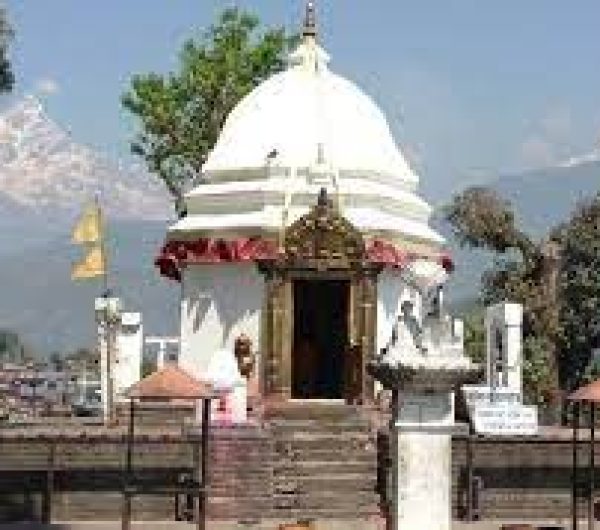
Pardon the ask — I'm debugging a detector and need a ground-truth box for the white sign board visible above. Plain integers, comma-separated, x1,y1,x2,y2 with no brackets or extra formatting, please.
472,404,538,435
462,384,521,411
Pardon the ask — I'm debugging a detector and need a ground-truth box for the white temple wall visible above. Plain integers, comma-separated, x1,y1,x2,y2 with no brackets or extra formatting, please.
376,269,421,355
180,263,263,380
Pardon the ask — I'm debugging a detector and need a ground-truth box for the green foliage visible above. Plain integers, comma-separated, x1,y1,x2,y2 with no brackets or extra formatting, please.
445,186,563,401
446,187,600,404
555,193,600,389
522,335,555,405
65,347,100,372
123,8,296,214
444,186,535,259
462,307,485,364
0,329,24,362
141,357,155,378
0,8,13,92
49,351,64,371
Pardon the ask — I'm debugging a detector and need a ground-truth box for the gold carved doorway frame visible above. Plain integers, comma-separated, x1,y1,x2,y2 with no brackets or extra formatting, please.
257,191,380,405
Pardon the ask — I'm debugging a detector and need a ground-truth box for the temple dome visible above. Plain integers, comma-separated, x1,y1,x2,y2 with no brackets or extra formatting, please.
203,41,417,187
171,32,445,250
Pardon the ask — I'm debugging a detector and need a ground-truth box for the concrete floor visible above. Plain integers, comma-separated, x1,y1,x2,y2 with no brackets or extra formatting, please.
0,521,583,530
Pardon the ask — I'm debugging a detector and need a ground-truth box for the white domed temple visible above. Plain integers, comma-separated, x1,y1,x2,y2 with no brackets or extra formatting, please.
156,3,452,406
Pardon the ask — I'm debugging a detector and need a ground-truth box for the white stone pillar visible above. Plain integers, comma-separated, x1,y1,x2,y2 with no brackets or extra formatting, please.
157,341,167,370
98,325,110,422
95,297,122,425
114,312,143,401
392,393,455,530
485,302,523,396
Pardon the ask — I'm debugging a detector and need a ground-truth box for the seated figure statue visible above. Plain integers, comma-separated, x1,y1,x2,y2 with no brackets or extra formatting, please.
399,300,422,349
379,300,423,364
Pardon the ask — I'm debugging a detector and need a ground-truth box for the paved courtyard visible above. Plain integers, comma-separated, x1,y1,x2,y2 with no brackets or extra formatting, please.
0,520,584,530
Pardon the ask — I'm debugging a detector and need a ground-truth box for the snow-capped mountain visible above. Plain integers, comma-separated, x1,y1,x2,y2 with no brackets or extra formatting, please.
0,97,178,354
0,95,171,219
559,147,600,169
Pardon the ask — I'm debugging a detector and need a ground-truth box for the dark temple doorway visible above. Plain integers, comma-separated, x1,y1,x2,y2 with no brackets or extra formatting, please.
292,279,349,399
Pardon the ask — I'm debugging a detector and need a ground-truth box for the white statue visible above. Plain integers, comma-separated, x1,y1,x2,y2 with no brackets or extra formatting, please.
380,301,423,365
205,348,247,424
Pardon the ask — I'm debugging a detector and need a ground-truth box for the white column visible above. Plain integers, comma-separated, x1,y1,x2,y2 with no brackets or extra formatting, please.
95,297,121,425
98,322,109,422
392,393,454,530
485,302,523,396
114,312,143,401
157,341,167,369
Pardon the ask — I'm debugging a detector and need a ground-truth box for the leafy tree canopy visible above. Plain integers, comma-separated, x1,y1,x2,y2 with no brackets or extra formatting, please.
446,186,566,404
444,186,536,261
123,8,296,214
448,186,600,407
0,329,23,362
0,8,14,92
555,194,600,389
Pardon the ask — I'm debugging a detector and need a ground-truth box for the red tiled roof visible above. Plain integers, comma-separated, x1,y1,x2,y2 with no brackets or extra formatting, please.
126,365,217,400
569,379,600,402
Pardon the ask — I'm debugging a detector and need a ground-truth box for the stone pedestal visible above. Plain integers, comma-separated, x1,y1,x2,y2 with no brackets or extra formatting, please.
368,293,479,530
393,426,452,530
392,392,454,530
485,302,523,393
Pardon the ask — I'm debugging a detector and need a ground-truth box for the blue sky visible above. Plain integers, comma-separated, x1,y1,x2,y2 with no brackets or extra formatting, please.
5,0,600,202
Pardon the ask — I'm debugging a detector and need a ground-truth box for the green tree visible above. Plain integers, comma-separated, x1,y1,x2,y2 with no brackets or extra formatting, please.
49,351,64,371
554,193,600,391
123,8,296,215
444,186,562,404
141,357,155,378
0,330,36,364
0,7,14,92
462,306,486,365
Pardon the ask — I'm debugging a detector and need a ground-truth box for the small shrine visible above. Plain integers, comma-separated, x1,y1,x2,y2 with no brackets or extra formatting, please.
155,2,451,413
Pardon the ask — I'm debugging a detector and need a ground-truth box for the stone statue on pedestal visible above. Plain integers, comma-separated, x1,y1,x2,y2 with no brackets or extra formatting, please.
380,300,423,364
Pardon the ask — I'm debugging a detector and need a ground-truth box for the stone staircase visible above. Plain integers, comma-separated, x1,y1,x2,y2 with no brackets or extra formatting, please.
266,404,381,522
122,403,383,522
206,424,275,521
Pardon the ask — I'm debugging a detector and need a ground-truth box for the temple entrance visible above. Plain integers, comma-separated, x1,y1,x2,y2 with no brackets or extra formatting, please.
258,190,379,405
292,279,349,399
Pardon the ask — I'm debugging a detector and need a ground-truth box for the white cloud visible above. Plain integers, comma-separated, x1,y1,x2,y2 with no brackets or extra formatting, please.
35,78,60,96
540,105,572,141
519,135,555,169
519,104,575,169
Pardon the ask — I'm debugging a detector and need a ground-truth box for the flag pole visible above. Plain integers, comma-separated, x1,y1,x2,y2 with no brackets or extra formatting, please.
95,195,110,298
94,195,115,425
71,196,116,425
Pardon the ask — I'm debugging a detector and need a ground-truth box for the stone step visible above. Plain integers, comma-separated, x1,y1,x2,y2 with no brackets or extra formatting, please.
270,502,380,514
263,402,365,420
273,460,376,474
268,418,372,431
272,441,376,455
272,473,377,484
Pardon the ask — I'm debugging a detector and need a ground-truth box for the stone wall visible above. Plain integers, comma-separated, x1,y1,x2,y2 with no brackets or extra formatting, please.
450,435,579,520
0,425,588,523
0,425,273,523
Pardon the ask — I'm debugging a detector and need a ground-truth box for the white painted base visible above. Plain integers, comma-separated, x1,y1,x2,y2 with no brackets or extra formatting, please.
392,426,452,530
208,382,248,425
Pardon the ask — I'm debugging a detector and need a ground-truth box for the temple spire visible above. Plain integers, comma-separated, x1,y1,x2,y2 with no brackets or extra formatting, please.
302,1,317,39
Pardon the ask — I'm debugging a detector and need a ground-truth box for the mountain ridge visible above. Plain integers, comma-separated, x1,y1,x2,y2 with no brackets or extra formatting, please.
1,96,599,353
0,96,171,220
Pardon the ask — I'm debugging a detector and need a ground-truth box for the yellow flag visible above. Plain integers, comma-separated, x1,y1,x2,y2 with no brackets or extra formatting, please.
72,203,102,244
71,246,105,280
